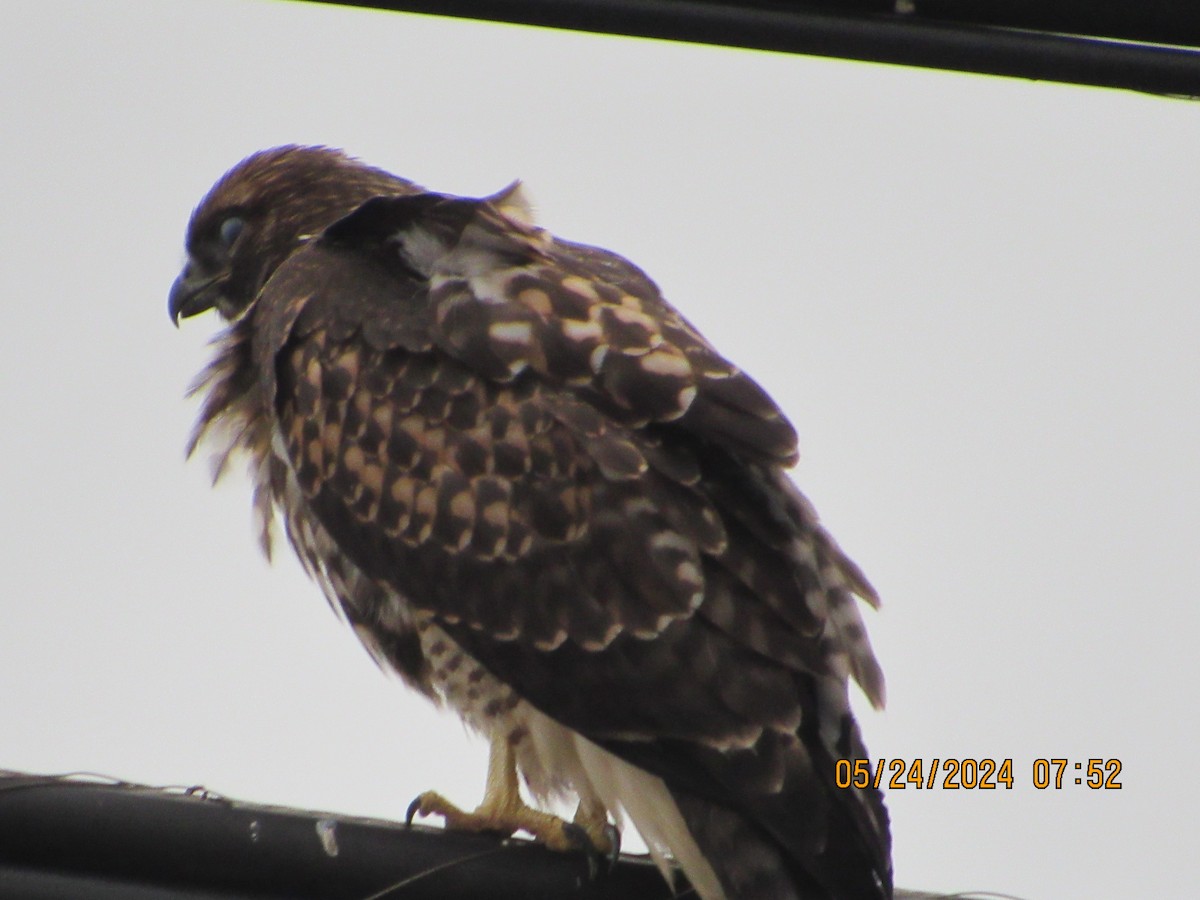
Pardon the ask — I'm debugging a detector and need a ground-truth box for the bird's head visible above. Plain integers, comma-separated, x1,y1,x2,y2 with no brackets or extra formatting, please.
169,145,417,324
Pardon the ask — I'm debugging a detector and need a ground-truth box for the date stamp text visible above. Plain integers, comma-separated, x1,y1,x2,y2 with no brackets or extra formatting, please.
835,758,1122,790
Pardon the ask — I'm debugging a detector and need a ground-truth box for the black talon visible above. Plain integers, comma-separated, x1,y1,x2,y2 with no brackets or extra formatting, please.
602,823,622,870
561,822,601,882
405,796,423,827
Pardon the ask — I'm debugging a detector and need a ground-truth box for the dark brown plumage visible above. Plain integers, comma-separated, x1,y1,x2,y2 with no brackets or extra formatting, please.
170,146,891,899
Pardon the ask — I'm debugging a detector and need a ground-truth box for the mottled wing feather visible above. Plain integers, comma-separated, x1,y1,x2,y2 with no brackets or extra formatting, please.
322,192,800,465
254,246,724,650
250,188,889,897
443,557,891,897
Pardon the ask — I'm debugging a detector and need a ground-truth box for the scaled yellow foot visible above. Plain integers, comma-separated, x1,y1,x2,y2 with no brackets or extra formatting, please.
406,733,617,859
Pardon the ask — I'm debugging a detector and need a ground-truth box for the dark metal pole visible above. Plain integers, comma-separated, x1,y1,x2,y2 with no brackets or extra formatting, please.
301,0,1200,98
0,771,1023,900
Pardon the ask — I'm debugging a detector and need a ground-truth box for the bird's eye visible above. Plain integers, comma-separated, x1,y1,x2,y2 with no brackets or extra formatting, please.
218,216,245,248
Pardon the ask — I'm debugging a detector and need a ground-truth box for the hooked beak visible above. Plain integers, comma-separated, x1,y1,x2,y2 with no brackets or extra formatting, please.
168,267,224,326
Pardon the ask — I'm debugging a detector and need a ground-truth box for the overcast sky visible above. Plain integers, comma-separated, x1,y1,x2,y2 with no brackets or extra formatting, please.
3,2,1198,898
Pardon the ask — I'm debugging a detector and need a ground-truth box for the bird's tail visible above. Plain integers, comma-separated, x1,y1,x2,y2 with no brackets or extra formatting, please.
666,711,891,900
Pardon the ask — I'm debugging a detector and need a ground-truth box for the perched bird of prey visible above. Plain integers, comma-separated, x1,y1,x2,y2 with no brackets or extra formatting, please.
170,146,891,900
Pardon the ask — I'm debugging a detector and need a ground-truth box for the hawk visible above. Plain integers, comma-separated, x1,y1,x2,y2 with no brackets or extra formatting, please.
169,146,891,900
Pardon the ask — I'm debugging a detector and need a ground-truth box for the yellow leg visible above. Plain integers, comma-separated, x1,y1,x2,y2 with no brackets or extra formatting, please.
406,733,616,856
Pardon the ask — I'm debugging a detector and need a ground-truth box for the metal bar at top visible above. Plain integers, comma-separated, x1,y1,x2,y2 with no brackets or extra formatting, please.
300,0,1200,98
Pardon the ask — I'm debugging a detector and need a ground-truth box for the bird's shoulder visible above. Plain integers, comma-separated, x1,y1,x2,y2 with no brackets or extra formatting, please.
250,185,799,468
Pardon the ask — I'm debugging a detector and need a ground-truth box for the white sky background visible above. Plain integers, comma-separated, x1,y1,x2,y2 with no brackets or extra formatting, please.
2,1,1198,897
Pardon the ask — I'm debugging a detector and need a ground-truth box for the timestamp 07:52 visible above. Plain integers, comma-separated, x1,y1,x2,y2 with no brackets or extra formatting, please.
835,757,1123,791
